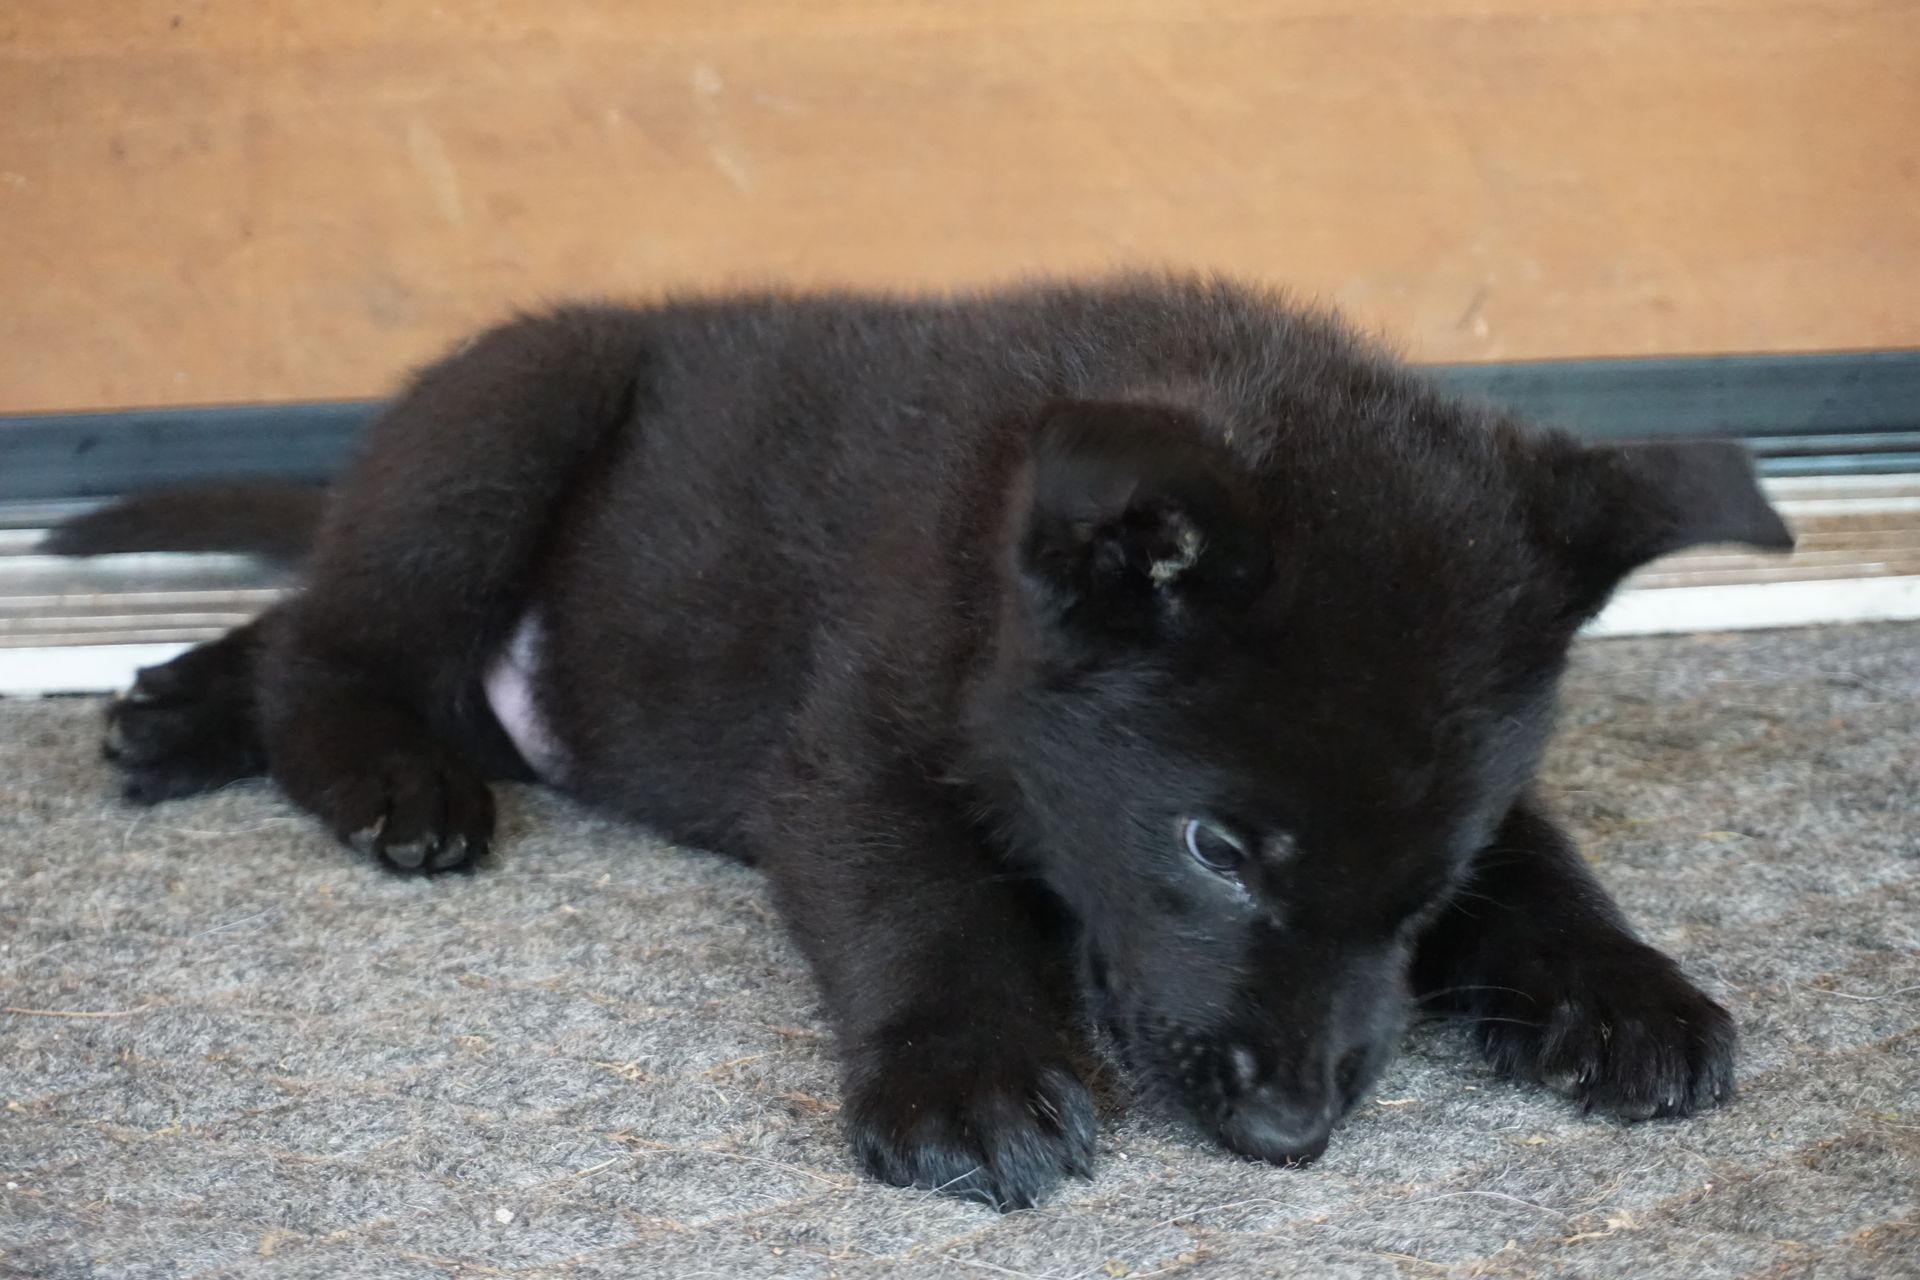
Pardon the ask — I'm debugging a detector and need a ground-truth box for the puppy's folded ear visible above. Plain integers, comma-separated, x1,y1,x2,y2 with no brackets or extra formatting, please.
1017,399,1268,635
1536,437,1794,616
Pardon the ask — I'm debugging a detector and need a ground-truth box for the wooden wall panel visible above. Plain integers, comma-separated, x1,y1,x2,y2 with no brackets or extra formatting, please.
2,0,1915,412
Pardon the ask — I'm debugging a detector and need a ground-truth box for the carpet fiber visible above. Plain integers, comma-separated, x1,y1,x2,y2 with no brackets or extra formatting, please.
3,625,1916,1278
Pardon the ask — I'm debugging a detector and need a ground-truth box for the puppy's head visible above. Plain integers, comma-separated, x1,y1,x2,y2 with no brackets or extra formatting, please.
968,387,1790,1165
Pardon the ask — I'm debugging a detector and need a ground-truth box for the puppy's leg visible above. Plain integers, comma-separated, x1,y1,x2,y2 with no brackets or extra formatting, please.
766,779,1094,1211
257,309,647,873
105,614,274,803
1412,795,1735,1119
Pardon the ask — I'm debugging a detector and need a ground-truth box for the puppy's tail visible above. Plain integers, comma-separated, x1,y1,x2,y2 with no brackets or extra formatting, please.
40,482,326,567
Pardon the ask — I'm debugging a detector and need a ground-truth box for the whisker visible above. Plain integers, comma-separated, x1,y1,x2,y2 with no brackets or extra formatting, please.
1412,984,1534,1005
1418,1011,1548,1030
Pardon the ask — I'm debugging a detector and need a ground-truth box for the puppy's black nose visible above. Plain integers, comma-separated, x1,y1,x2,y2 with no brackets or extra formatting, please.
1218,1099,1334,1167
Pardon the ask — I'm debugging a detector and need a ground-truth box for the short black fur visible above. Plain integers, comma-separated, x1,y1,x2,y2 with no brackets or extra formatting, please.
62,275,1793,1210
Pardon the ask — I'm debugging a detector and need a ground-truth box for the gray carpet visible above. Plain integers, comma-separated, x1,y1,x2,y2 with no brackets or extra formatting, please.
3,625,1916,1279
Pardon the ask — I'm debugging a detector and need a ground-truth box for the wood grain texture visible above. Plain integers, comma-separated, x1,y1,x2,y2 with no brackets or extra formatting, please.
2,0,1916,412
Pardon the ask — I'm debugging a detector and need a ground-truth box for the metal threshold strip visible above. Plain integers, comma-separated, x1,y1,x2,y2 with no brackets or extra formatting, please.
1583,473,1920,637
1,348,1914,695
0,473,1914,695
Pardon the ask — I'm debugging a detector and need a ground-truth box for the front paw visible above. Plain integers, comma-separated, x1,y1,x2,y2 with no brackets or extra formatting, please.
844,1032,1096,1211
1467,939,1736,1121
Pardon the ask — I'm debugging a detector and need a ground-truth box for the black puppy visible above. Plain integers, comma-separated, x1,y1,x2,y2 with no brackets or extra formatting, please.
57,275,1793,1210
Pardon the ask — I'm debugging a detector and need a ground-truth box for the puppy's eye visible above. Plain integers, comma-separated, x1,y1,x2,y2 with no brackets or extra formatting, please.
1182,818,1249,874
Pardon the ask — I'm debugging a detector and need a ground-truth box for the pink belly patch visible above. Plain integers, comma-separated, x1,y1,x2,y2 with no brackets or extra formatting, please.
483,613,565,781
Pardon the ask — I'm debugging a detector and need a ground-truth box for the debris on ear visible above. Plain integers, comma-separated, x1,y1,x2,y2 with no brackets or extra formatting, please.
1539,437,1795,612
1019,399,1267,631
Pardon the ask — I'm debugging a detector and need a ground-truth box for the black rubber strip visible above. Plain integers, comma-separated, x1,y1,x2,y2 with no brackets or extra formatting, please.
3,350,1916,501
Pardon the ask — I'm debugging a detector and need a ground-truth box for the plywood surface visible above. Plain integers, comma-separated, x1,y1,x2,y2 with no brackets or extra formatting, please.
2,0,1916,412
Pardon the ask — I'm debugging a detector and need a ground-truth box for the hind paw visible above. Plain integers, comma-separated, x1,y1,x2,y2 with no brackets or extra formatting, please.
270,714,495,875
337,751,494,874
105,637,266,803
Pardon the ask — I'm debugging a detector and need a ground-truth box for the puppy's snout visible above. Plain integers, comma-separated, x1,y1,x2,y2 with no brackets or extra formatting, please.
1217,1043,1339,1166
1219,1091,1335,1167
1218,1031,1387,1166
